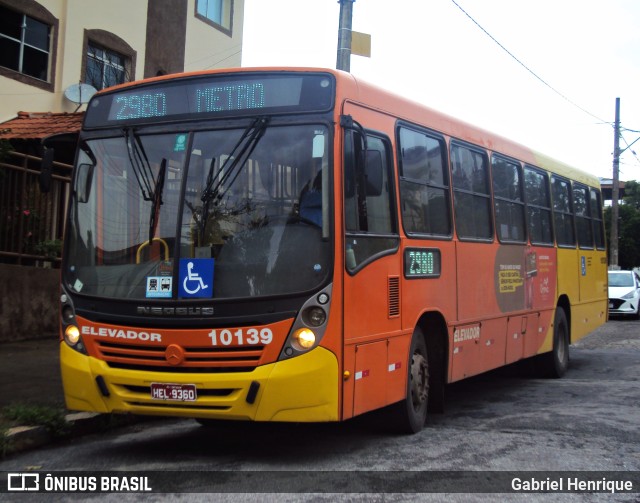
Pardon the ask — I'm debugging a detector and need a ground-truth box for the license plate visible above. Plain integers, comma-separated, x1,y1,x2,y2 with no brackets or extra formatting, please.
150,383,197,402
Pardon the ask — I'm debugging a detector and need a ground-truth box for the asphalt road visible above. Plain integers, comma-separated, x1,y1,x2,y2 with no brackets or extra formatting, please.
1,319,639,502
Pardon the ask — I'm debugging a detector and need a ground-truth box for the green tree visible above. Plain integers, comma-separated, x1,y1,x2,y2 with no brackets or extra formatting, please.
623,180,640,210
605,180,640,269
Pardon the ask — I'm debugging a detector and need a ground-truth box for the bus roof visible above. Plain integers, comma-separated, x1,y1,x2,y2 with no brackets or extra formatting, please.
98,66,600,188
335,70,600,188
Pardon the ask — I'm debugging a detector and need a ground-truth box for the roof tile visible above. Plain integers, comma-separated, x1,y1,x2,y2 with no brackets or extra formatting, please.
0,111,84,140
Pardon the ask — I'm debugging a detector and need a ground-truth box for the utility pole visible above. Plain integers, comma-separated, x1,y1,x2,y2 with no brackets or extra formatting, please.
610,97,620,269
336,0,355,71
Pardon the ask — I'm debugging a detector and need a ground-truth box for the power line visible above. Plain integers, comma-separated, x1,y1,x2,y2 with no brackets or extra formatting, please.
184,43,243,69
203,49,243,70
449,0,611,126
620,135,640,168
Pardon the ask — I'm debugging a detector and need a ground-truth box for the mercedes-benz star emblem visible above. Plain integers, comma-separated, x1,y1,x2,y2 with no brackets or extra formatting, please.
165,344,185,365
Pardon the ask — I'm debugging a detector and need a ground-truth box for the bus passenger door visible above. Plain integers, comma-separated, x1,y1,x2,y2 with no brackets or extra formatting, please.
340,111,404,418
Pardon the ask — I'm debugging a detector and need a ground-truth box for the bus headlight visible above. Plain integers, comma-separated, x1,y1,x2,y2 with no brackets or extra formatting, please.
303,306,326,327
65,325,81,346
62,305,75,322
279,285,332,360
60,286,87,354
292,328,316,350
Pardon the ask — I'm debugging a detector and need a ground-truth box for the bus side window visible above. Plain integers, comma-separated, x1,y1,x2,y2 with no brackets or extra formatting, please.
450,142,492,241
397,125,451,237
344,130,398,272
524,166,554,245
491,155,526,243
573,183,594,249
344,132,394,234
551,175,575,247
590,188,606,250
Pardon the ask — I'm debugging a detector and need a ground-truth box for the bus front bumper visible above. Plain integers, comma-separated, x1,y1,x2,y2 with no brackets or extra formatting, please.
60,342,339,422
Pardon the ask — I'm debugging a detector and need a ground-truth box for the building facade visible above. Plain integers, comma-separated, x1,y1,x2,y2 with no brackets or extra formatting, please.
0,0,245,120
0,0,244,340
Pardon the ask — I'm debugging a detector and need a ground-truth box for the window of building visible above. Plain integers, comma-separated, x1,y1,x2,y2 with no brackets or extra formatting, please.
81,30,135,92
397,125,451,237
524,166,553,245
492,155,526,243
451,143,492,241
551,175,575,247
573,183,594,249
196,0,233,34
0,1,56,89
85,41,126,90
590,188,606,250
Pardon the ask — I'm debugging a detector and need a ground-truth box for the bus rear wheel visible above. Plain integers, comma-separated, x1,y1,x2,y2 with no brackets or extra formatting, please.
544,307,569,378
390,328,429,433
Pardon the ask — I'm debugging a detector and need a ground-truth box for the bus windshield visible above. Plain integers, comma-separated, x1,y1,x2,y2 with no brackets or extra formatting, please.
64,123,331,300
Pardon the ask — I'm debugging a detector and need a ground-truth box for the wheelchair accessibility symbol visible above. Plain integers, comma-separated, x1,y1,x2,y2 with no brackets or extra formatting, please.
179,258,214,298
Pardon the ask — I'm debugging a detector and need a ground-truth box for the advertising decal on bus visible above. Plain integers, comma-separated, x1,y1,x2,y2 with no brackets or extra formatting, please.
494,246,557,312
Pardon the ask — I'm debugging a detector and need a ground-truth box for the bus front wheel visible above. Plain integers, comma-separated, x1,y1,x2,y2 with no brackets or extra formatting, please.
390,328,429,433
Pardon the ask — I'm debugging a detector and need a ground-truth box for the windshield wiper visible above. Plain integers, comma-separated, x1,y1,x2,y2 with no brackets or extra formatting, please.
124,128,166,244
124,128,155,201
148,158,166,243
201,116,270,203
199,117,270,242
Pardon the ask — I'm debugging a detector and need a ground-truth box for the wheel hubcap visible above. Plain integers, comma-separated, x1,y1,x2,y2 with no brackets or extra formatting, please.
410,352,428,410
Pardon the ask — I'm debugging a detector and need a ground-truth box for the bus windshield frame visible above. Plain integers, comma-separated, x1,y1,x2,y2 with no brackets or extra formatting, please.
64,72,336,303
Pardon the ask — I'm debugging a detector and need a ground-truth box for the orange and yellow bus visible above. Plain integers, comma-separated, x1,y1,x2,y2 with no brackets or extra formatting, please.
48,67,607,433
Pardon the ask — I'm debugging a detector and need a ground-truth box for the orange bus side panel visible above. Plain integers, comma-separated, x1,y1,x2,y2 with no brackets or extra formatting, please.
386,335,410,406
342,344,356,420
505,315,525,364
450,318,506,381
353,341,388,416
400,240,458,333
343,335,409,419
456,243,501,321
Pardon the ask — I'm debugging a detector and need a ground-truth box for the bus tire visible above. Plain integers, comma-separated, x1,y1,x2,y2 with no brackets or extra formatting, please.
390,328,429,433
544,307,569,378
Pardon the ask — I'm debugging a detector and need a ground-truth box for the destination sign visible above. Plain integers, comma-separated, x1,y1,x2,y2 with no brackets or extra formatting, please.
84,72,335,128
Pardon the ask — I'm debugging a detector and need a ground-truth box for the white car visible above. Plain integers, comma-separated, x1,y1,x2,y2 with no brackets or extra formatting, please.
608,270,640,318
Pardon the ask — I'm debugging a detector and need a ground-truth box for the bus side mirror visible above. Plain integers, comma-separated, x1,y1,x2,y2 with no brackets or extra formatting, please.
76,163,94,203
39,147,54,193
365,149,383,196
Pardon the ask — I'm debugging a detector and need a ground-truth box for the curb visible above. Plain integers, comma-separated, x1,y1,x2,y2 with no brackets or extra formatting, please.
4,423,52,454
2,412,141,457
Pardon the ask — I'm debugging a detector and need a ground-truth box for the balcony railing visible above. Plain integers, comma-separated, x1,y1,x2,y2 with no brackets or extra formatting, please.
0,151,72,267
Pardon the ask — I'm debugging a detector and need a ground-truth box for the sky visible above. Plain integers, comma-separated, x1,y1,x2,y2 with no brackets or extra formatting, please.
240,0,640,181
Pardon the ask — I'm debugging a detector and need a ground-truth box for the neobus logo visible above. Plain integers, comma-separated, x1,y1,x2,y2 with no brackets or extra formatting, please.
136,306,214,316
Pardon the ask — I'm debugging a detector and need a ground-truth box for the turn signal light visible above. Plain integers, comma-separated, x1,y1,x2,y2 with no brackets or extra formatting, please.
292,328,316,350
65,325,81,346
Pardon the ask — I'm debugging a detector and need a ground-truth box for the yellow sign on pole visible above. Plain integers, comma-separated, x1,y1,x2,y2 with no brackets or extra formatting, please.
351,31,371,58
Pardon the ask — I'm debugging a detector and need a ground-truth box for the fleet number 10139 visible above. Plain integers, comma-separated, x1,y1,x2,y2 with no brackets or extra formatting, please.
208,328,273,346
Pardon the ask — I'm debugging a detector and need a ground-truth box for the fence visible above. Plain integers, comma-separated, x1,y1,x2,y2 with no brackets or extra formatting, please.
0,150,72,267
